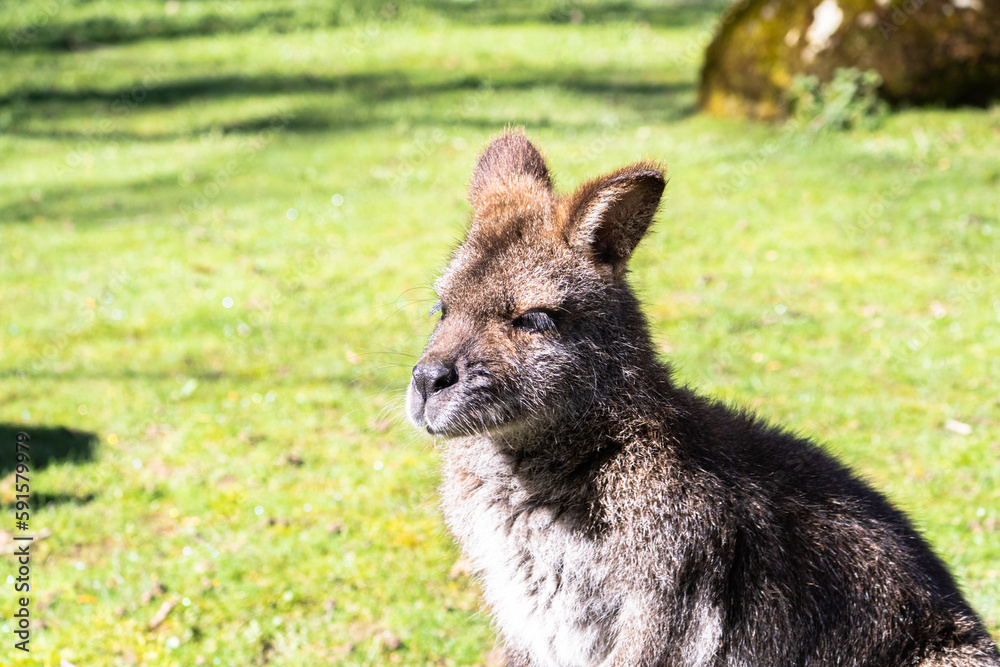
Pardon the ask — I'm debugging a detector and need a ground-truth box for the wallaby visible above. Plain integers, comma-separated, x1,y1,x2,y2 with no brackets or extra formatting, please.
406,130,1000,667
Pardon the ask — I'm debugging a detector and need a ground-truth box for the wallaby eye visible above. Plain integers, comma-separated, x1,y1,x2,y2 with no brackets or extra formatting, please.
511,308,559,334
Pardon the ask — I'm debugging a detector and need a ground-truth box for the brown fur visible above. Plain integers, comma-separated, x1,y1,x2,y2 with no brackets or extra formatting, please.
407,129,1000,667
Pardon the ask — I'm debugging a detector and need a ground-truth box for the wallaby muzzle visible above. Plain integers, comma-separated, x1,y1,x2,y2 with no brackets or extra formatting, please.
411,359,459,402
408,344,467,435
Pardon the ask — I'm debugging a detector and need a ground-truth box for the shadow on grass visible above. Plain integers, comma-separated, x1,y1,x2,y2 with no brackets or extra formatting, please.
0,425,98,478
0,70,694,112
0,68,695,225
420,0,729,27
32,490,98,506
0,70,696,158
1,1,727,53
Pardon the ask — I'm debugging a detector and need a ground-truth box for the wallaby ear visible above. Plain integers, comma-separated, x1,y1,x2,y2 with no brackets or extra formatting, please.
563,163,666,277
468,130,552,208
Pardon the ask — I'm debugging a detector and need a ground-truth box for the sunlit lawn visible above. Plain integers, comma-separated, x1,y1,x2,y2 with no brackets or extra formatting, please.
0,2,998,664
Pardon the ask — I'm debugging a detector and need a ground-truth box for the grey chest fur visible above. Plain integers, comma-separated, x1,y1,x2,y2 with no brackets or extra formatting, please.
440,437,620,667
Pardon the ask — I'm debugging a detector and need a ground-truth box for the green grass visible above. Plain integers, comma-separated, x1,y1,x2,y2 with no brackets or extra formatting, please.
1,2,998,665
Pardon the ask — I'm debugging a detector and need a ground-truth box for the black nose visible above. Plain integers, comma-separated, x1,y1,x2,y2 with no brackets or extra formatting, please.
412,360,459,400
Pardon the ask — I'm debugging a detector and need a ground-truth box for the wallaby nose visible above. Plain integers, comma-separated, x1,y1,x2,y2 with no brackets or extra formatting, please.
412,360,459,400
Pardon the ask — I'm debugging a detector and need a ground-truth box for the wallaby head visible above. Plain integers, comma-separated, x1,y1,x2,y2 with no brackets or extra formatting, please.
407,130,666,440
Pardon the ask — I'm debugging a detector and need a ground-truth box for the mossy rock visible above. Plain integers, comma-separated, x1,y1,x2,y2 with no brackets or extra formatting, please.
699,0,1000,120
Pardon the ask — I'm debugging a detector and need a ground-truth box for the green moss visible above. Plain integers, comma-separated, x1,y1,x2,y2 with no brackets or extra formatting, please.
699,0,1000,120
788,67,887,130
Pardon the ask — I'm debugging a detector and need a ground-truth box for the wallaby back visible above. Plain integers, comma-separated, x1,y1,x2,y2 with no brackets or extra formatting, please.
407,130,1000,667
